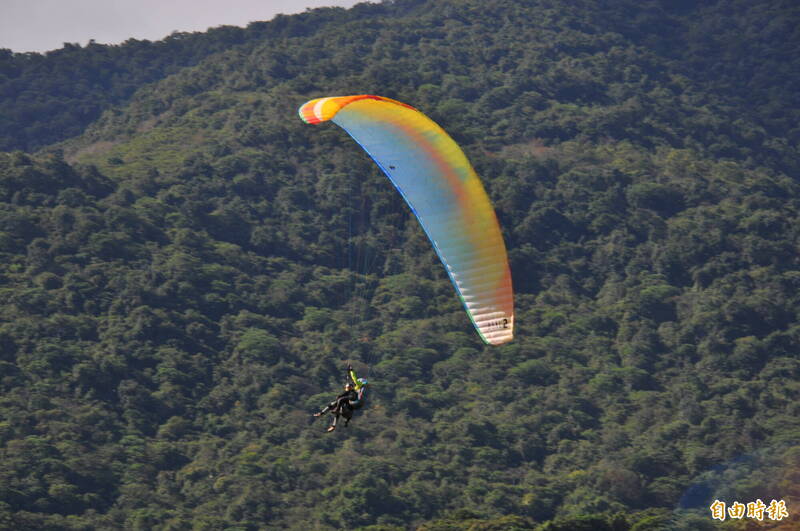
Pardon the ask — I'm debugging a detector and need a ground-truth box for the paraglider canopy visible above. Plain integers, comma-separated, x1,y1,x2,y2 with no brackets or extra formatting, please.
299,95,514,345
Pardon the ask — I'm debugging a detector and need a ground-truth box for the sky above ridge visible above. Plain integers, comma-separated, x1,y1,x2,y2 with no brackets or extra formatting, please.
0,0,366,53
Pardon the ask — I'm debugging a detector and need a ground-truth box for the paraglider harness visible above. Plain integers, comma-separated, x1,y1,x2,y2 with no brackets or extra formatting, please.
338,364,368,426
314,364,368,432
347,365,367,410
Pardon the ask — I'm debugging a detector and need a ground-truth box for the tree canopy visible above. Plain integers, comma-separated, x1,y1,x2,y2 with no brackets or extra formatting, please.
1,0,798,529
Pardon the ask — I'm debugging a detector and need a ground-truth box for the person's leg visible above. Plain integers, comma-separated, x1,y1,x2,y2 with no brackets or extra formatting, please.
342,407,352,427
327,411,340,432
314,401,337,416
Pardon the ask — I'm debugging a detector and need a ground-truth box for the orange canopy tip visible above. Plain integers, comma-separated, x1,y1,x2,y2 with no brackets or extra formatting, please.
298,95,417,124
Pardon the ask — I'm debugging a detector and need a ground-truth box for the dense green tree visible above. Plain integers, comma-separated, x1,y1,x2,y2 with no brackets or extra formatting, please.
1,0,799,529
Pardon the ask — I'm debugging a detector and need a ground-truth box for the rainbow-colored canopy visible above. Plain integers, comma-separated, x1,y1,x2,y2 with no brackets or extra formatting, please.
299,95,513,345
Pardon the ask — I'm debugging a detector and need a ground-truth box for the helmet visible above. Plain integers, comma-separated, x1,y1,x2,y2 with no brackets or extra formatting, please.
358,378,368,386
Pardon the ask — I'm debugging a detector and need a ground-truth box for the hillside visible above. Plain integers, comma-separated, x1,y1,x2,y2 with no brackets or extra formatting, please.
0,4,379,153
1,0,799,529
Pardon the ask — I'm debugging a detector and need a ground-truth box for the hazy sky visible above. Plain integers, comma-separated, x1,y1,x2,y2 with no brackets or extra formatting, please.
0,0,365,53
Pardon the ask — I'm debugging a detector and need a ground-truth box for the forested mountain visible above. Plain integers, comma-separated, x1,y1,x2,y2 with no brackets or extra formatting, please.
1,0,798,529
0,5,373,152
